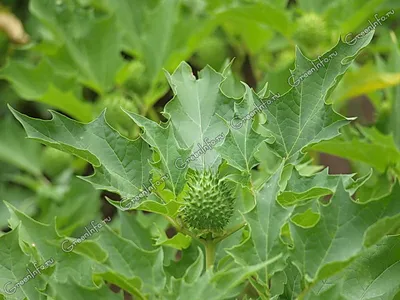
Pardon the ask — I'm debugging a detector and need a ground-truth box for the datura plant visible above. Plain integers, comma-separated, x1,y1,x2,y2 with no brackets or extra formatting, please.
2,30,400,299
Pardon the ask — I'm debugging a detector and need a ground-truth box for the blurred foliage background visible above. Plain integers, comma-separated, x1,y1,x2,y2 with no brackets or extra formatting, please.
0,0,399,236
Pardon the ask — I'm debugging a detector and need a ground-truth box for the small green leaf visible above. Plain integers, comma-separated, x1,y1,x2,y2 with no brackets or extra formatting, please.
154,229,192,250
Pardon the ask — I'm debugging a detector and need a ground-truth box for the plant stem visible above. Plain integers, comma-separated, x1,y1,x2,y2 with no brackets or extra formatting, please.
213,222,247,243
205,239,217,270
164,215,199,241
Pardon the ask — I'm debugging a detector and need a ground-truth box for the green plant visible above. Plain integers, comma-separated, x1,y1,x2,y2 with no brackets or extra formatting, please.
2,28,400,299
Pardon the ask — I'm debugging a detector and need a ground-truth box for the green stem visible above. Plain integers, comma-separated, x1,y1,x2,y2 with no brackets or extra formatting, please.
389,32,400,149
205,239,217,270
164,216,199,241
146,106,160,123
164,214,246,271
213,222,247,243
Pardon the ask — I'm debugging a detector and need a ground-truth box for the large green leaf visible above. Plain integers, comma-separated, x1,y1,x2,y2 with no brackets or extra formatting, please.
337,235,400,299
5,203,98,289
0,60,92,122
163,62,235,170
9,106,153,200
290,181,400,282
123,111,191,194
216,85,266,174
309,235,400,299
30,0,125,94
2,203,166,298
0,117,42,176
164,257,279,300
278,168,370,206
92,225,166,296
103,0,215,106
0,228,46,300
262,31,374,162
227,164,293,285
46,279,123,300
310,126,400,173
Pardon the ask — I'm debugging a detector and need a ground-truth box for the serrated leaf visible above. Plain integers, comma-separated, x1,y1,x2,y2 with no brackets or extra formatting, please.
165,258,279,300
290,181,400,282
154,229,191,250
30,0,125,94
262,32,374,162
0,60,92,122
46,279,123,300
0,228,45,300
163,62,235,170
216,85,266,174
123,111,191,194
93,225,166,295
278,168,370,206
118,211,154,251
103,0,215,106
310,126,400,172
9,107,153,200
4,203,97,289
309,235,400,300
227,164,293,284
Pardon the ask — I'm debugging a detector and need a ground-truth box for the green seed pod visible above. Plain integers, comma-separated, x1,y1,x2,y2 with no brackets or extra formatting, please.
294,13,328,48
180,169,235,233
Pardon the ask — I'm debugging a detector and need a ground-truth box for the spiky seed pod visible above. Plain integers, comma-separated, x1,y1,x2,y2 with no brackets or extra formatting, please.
180,169,235,232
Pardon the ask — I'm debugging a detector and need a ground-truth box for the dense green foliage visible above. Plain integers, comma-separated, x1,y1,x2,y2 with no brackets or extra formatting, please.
0,0,400,299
